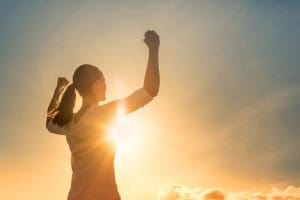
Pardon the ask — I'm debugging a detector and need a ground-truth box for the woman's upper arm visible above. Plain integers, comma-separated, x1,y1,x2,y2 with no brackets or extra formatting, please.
90,88,154,124
105,87,153,114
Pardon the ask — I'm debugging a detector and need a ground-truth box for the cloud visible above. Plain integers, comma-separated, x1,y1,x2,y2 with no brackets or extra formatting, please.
158,185,300,200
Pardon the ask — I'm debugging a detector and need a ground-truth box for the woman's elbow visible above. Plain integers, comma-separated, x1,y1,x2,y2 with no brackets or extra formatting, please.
144,83,160,97
152,88,159,97
45,120,56,134
46,122,53,133
153,82,160,97
148,87,159,97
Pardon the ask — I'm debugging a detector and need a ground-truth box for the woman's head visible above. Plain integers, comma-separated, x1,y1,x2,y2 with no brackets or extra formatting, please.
53,64,106,127
73,64,106,100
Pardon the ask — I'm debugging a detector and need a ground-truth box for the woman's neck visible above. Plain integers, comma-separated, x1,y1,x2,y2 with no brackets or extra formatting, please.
81,96,98,110
73,97,98,124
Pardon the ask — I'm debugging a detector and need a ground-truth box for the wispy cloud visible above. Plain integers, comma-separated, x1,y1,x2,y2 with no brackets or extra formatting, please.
158,185,300,200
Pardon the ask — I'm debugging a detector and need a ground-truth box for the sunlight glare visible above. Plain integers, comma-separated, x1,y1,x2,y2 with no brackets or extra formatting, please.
109,104,142,154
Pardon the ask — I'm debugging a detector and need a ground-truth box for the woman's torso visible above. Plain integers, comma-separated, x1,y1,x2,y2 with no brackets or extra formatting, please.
66,105,120,200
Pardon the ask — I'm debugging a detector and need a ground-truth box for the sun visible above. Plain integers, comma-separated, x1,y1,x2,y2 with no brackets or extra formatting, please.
108,105,141,154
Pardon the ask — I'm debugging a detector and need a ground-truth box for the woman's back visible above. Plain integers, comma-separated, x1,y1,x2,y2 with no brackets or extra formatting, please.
67,104,119,199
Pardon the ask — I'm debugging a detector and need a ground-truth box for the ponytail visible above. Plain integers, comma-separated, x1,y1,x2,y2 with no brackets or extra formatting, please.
53,84,76,127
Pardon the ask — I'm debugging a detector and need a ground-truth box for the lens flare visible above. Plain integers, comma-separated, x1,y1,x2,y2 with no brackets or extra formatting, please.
108,105,141,154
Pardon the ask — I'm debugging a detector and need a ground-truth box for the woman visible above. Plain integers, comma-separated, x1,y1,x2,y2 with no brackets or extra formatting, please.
45,30,160,200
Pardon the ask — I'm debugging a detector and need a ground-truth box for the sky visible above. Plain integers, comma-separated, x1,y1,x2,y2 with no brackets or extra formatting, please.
0,0,299,199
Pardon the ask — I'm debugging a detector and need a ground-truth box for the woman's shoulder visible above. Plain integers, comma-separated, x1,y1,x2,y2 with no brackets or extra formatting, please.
84,103,118,126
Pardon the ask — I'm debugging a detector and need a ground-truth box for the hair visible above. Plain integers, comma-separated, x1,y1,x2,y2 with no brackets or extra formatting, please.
53,64,103,127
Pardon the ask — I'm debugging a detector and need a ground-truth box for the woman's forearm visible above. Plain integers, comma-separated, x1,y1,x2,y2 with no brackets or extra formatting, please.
46,86,64,124
46,77,70,124
144,48,160,97
47,86,64,113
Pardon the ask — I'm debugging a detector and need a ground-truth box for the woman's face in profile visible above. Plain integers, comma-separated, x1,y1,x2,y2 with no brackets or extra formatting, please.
92,76,106,101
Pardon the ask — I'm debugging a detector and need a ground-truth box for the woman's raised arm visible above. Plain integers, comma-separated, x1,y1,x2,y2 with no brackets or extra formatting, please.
91,30,160,122
143,30,160,97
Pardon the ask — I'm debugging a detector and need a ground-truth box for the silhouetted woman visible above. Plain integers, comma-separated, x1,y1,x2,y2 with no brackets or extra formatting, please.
45,30,160,200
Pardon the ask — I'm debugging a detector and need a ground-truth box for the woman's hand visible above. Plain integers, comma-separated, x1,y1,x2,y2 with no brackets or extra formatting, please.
144,30,160,50
56,77,70,89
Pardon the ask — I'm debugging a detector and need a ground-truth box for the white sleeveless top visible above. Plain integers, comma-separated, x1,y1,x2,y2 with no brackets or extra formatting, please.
46,88,153,200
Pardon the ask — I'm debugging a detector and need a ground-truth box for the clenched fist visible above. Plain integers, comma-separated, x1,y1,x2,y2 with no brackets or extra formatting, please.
56,77,70,89
144,30,160,50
